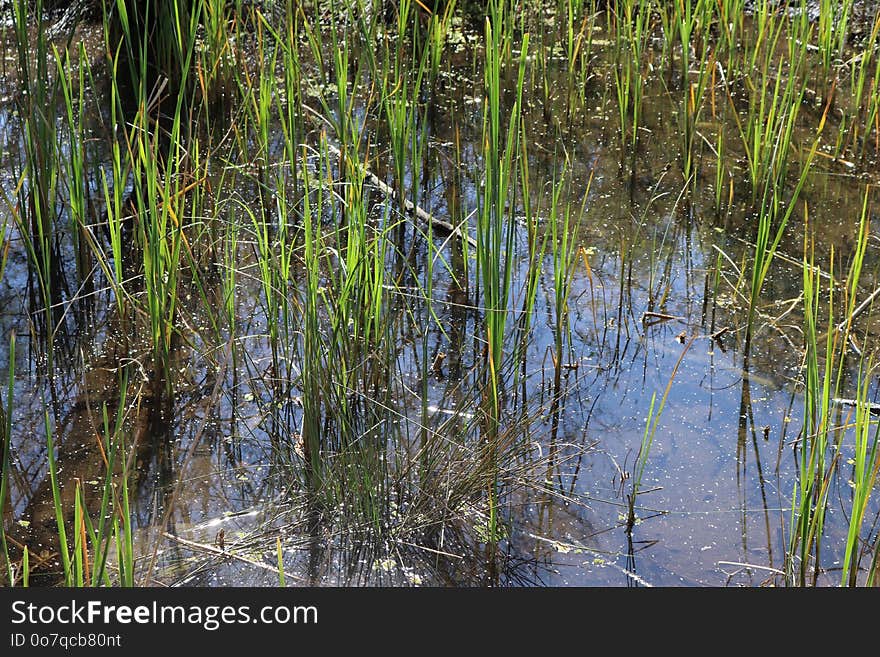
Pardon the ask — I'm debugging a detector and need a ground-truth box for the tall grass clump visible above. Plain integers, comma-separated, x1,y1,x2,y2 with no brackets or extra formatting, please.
815,0,854,104
8,0,64,373
54,43,96,322
378,0,427,214
787,226,839,586
742,80,826,362
564,0,597,109
839,358,880,586
729,6,811,200
610,0,650,164
476,0,529,542
714,0,746,79
298,141,325,485
91,49,136,324
673,0,713,184
198,0,237,102
43,371,136,587
105,0,205,381
235,23,300,409
786,188,871,586
840,11,880,161
296,133,399,525
546,163,591,443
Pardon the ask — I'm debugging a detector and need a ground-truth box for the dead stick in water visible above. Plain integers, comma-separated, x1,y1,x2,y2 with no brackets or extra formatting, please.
836,283,880,334
325,141,477,249
831,397,880,414
302,102,476,248
641,311,683,323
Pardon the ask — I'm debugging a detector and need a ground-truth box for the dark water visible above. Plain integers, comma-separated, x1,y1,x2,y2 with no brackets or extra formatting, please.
2,10,880,587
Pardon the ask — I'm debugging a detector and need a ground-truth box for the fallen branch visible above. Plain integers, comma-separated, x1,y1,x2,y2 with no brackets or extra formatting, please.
303,102,477,248
325,141,477,249
836,283,880,334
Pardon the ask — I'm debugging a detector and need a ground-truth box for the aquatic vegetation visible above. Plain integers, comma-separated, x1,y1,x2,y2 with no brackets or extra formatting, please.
788,188,879,587
0,0,879,588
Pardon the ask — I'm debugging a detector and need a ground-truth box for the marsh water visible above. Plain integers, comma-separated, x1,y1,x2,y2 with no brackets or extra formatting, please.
2,4,880,587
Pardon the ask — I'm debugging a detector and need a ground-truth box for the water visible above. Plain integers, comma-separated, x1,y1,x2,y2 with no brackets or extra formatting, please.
1,5,879,587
